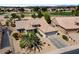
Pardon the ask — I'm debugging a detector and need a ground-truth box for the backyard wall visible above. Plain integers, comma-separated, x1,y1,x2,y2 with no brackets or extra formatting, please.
37,29,46,38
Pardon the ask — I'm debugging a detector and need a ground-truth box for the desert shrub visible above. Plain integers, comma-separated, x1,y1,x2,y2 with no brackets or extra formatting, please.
37,11,43,18
44,12,51,24
11,22,16,27
12,32,19,40
62,35,68,41
31,13,37,18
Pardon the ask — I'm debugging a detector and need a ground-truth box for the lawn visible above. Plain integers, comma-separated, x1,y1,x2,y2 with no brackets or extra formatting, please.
0,12,5,15
50,11,73,16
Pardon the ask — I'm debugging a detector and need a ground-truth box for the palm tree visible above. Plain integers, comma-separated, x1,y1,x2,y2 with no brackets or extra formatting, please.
20,32,43,53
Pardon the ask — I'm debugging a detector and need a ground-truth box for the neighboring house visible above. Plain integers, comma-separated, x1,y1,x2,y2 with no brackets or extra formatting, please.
48,7,77,12
15,18,57,38
51,17,79,34
24,8,32,12
47,8,56,12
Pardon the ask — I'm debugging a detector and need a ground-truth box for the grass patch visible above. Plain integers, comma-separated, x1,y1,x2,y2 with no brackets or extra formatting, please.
50,11,73,16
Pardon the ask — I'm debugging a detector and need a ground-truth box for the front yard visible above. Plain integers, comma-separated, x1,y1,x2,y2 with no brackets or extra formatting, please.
11,31,57,54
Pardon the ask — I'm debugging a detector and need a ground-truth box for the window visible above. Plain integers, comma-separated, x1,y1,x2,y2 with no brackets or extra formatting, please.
32,24,41,27
17,29,25,33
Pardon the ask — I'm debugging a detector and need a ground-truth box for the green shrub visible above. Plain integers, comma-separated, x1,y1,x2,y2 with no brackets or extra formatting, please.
11,13,19,19
37,11,43,18
33,7,40,11
20,40,26,48
31,13,37,18
6,21,9,26
12,33,19,40
74,10,79,16
62,35,68,41
21,14,25,18
41,7,47,11
44,13,51,24
11,22,16,27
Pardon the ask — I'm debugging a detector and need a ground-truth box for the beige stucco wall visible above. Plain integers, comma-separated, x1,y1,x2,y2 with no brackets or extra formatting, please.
37,29,46,38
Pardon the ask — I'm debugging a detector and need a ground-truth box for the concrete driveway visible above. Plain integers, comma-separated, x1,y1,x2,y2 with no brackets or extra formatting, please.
48,34,68,48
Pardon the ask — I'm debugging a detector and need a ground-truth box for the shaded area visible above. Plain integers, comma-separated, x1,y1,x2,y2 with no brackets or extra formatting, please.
63,49,79,54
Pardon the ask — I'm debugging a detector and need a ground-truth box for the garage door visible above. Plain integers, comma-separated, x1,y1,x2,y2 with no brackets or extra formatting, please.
45,31,57,36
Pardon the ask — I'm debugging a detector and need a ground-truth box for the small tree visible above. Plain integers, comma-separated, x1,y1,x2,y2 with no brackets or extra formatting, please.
62,35,68,41
17,16,21,20
74,10,79,16
18,8,25,12
6,21,9,26
71,10,75,16
33,7,40,11
11,22,16,27
41,7,47,11
21,14,25,18
11,13,18,19
44,13,51,24
12,33,19,40
37,11,43,18
20,32,43,53
31,13,37,18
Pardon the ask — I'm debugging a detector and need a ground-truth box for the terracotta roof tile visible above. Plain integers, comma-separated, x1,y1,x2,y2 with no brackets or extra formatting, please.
16,18,56,33
52,17,79,29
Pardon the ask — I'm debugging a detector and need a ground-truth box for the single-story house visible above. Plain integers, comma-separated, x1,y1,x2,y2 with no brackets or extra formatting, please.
51,17,79,34
24,8,32,12
15,18,57,38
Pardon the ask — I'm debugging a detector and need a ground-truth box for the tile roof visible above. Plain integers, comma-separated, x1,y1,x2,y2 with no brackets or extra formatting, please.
15,17,56,33
52,17,79,30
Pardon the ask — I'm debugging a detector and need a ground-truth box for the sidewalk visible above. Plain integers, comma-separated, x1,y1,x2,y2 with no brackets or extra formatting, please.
45,44,79,54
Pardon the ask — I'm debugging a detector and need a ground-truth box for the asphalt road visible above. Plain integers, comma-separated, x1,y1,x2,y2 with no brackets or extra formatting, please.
48,34,68,48
62,49,79,54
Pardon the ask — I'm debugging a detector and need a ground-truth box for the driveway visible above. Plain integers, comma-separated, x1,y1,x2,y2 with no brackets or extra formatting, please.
48,34,68,48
